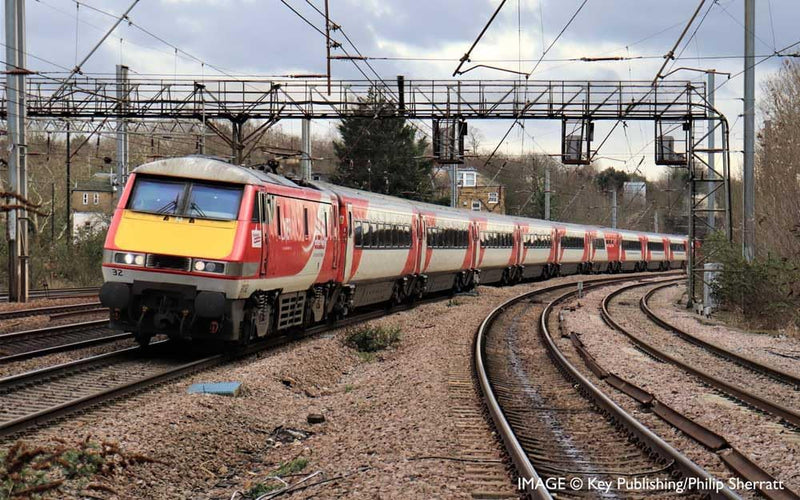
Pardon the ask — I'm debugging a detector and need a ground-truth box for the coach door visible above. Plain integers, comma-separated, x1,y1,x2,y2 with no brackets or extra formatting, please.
258,192,271,276
331,204,339,270
343,203,354,280
416,215,426,274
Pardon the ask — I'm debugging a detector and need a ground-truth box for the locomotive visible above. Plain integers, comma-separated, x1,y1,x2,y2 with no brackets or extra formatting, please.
99,156,687,346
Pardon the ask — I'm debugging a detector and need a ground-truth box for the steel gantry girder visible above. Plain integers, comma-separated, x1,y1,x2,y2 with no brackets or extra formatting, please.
3,77,710,121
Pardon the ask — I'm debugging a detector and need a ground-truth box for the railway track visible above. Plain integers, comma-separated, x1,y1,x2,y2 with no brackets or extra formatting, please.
641,282,800,388
602,281,800,428
594,281,800,500
0,341,222,438
0,320,129,364
0,286,99,302
0,301,104,322
474,275,737,499
0,288,462,439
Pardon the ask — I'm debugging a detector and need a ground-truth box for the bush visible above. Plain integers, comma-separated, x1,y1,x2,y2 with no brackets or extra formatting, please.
705,232,800,330
0,222,106,289
344,325,402,353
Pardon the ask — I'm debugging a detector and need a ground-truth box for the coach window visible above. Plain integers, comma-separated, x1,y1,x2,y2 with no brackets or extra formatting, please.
303,208,309,239
276,205,282,238
361,222,371,248
354,221,363,246
374,223,382,248
323,211,329,237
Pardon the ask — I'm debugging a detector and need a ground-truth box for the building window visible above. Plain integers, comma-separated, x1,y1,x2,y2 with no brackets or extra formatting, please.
487,191,498,204
471,201,481,211
93,193,100,205
460,172,477,187
82,193,89,205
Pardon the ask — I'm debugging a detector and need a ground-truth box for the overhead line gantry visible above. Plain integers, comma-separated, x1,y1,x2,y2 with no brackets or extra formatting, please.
1,75,730,306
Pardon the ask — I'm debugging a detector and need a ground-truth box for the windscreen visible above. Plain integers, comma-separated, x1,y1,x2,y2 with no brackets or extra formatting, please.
128,176,243,221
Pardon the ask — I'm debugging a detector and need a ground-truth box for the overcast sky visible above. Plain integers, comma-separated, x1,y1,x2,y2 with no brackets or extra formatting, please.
14,0,800,179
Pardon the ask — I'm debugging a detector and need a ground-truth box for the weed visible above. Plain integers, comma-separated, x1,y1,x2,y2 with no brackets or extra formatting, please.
344,384,354,393
57,447,105,479
447,298,462,307
344,325,402,353
274,457,308,476
246,481,281,497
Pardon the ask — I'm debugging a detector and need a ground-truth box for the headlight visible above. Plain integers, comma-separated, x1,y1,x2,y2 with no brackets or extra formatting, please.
192,259,225,274
114,252,146,266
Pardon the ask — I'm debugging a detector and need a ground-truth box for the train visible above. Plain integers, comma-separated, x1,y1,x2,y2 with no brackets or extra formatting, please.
99,156,687,346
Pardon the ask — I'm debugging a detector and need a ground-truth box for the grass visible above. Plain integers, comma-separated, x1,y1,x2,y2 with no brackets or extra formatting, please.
446,298,462,307
344,325,402,353
0,441,107,499
344,384,354,393
245,457,310,499
274,457,308,476
246,482,281,497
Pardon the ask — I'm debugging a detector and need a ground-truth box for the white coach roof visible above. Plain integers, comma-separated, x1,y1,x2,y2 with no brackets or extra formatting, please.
133,156,300,187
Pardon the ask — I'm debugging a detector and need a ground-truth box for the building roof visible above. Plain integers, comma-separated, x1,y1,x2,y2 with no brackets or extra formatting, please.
74,180,114,193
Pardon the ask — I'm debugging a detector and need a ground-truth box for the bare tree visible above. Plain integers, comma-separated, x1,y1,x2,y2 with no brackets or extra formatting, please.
757,60,800,260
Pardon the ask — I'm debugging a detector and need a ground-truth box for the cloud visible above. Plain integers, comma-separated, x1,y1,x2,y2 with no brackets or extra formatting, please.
19,0,798,180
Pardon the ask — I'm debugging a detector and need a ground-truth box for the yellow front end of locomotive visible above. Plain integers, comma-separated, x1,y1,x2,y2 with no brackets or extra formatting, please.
113,210,238,260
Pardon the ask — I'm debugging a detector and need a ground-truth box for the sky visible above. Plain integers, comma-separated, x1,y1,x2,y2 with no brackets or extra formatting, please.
10,0,800,180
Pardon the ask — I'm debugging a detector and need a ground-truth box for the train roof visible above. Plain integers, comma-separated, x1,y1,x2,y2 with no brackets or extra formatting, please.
133,156,301,188
132,156,687,240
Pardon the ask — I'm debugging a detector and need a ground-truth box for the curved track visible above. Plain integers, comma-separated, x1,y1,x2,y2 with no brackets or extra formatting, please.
474,275,736,499
602,281,800,428
599,281,800,500
641,282,800,388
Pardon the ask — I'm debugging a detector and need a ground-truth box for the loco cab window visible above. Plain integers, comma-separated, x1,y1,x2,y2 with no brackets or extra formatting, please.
128,176,243,221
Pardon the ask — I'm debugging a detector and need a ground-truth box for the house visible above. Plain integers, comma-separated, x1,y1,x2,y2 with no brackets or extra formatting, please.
71,179,114,236
453,167,505,214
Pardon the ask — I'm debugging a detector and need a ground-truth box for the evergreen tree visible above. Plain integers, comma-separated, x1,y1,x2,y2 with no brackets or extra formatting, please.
333,93,432,201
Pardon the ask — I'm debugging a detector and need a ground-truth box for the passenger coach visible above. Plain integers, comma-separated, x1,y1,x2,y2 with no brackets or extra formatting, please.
100,156,688,346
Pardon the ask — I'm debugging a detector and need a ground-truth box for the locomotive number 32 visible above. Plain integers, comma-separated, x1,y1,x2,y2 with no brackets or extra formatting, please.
112,269,124,277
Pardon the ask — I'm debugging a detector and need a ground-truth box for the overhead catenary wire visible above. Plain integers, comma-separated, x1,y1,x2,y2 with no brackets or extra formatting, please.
527,0,590,78
652,0,707,85
661,1,716,80
48,0,141,101
452,0,508,76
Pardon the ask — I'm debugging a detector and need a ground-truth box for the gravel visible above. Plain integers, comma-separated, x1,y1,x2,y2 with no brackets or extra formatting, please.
651,285,800,378
0,337,141,379
2,279,609,499
559,283,800,495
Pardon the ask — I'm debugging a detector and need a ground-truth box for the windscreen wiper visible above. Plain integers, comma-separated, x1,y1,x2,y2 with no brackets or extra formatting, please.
156,198,178,214
189,202,207,218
